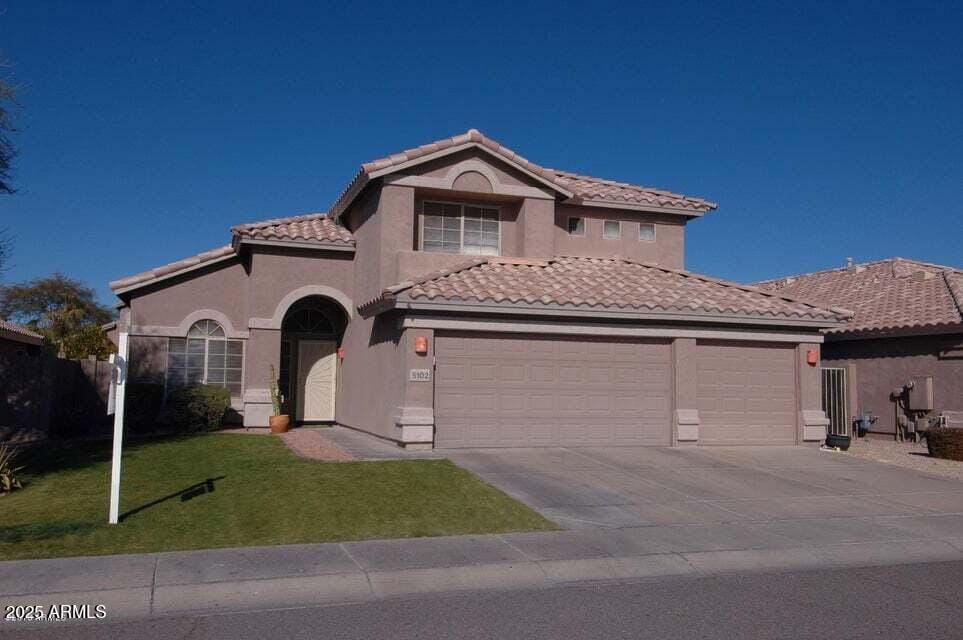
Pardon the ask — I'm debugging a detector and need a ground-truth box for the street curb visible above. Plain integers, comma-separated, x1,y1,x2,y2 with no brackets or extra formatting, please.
2,539,960,626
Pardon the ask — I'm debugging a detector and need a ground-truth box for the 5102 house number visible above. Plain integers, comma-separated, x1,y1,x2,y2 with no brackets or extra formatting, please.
409,368,432,382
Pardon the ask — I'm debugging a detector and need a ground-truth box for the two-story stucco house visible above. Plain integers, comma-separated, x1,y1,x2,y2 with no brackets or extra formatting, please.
109,129,846,449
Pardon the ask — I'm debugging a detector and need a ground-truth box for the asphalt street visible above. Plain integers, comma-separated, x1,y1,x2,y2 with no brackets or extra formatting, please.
3,560,960,640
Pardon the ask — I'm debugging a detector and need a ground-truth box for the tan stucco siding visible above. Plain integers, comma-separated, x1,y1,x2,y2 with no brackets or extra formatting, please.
247,247,354,320
554,205,686,269
128,260,250,334
337,313,407,439
822,334,963,435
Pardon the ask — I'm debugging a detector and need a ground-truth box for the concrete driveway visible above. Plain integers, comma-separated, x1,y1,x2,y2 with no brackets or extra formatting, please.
450,446,963,542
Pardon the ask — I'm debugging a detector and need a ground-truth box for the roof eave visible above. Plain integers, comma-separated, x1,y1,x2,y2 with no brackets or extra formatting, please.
825,322,963,341
0,327,44,346
563,198,715,217
375,297,841,329
109,251,239,297
235,237,356,253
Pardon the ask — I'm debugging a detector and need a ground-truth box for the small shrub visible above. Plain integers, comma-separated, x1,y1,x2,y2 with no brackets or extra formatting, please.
157,385,231,433
926,427,963,462
125,383,166,433
0,445,24,494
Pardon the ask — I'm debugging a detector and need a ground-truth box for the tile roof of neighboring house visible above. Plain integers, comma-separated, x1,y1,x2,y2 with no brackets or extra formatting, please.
330,129,717,220
361,256,847,326
109,245,236,293
754,258,963,337
0,318,44,345
231,212,354,246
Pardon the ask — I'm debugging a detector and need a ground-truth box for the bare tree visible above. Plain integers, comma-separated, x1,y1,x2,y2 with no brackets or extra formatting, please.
0,74,15,195
0,228,10,276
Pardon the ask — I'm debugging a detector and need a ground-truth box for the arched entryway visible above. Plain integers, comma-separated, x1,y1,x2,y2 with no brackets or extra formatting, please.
279,296,348,423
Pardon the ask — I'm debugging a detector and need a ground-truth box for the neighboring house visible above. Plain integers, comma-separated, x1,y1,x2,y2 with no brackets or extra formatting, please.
109,129,846,449
0,319,48,441
756,258,963,437
0,319,113,443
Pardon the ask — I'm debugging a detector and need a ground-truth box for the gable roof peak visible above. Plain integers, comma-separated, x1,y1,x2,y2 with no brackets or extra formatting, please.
330,129,718,221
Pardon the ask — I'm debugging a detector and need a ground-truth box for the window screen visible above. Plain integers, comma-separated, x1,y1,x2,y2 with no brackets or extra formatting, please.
422,202,499,255
639,223,656,241
603,220,621,239
167,320,243,397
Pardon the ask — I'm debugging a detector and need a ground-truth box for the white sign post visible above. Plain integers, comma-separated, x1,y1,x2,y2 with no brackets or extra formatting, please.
108,331,129,525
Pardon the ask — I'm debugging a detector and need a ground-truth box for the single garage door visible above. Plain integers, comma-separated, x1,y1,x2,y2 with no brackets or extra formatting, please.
434,332,671,448
696,341,797,445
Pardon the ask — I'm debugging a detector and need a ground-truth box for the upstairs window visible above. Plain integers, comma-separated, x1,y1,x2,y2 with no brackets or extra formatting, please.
603,220,621,240
422,202,499,255
167,319,243,397
639,223,656,242
566,217,585,236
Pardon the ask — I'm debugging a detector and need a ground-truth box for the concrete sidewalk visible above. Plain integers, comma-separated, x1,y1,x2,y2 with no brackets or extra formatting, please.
2,514,962,624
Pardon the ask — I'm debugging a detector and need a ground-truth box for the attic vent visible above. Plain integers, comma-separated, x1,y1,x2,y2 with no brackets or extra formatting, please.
912,270,936,282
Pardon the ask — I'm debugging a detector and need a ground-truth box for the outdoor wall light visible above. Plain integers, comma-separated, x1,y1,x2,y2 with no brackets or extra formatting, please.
806,349,818,365
414,336,429,355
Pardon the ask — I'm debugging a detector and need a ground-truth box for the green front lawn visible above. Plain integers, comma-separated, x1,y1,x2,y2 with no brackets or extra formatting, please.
0,434,555,560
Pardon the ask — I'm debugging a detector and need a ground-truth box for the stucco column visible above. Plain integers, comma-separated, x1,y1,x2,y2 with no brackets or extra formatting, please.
672,338,700,444
393,327,435,449
520,198,555,258
378,184,415,293
242,327,282,427
797,342,829,442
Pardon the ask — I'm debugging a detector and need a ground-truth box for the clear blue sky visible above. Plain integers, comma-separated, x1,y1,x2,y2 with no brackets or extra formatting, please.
1,1,961,306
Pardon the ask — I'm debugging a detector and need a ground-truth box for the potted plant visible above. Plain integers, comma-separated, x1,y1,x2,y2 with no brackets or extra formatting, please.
268,365,291,434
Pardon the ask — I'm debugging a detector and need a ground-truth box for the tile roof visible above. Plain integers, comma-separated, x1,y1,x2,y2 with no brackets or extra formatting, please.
0,318,44,345
231,212,354,246
363,256,846,326
110,245,236,293
754,258,963,336
330,129,717,220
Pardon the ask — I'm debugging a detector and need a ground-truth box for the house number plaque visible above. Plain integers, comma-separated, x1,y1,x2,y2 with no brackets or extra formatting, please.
409,368,432,382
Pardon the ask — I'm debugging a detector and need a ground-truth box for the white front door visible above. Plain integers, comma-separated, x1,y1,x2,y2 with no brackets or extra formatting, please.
296,340,337,422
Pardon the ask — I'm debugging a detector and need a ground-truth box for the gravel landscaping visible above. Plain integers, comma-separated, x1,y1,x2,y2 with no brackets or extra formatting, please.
281,428,356,462
846,437,963,481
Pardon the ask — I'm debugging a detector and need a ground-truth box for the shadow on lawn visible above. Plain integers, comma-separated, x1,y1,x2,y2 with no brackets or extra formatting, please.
120,476,226,522
0,521,101,544
16,435,195,479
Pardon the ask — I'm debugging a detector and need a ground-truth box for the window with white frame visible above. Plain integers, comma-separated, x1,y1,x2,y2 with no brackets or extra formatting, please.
603,220,621,239
422,201,499,255
167,320,243,397
639,223,656,241
566,216,585,236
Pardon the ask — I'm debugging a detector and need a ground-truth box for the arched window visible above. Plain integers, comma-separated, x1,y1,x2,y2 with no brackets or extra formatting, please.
167,320,243,396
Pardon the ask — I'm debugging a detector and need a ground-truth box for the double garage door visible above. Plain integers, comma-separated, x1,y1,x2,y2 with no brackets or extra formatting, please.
434,333,672,448
433,333,798,448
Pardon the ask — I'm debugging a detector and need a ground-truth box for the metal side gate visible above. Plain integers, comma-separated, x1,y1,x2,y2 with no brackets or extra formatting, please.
821,367,849,437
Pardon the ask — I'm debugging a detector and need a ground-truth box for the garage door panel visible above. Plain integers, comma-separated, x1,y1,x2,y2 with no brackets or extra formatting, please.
696,342,796,446
435,333,671,448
